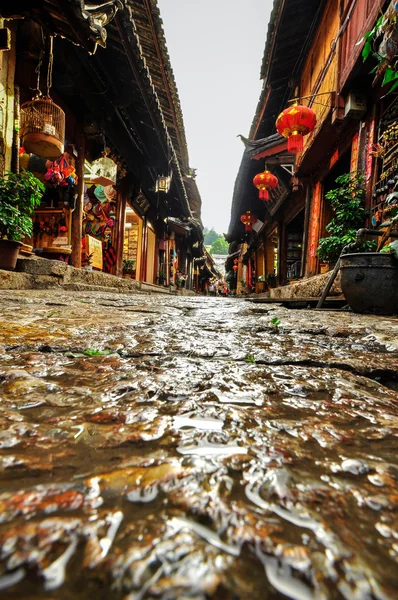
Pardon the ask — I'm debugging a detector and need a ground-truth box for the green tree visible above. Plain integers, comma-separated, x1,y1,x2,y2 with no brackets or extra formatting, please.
210,236,229,255
204,228,219,246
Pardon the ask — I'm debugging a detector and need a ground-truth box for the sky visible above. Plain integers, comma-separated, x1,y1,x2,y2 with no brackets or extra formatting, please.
158,0,273,235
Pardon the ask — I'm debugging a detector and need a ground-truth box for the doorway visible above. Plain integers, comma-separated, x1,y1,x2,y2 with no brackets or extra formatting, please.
286,210,304,281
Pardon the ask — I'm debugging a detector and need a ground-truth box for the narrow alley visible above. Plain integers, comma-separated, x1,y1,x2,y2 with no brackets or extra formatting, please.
0,290,397,598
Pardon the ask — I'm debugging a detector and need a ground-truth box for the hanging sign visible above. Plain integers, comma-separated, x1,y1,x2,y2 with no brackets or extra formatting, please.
350,133,359,172
309,183,322,258
86,235,103,270
131,192,150,216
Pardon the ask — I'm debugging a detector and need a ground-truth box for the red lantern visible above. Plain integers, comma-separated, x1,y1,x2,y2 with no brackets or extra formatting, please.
240,210,257,233
276,104,316,154
233,258,238,265
253,170,279,200
233,264,238,272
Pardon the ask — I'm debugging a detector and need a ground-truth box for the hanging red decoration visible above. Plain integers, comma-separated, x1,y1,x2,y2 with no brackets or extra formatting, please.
276,104,316,154
253,170,279,200
240,210,257,233
233,264,238,272
233,258,238,265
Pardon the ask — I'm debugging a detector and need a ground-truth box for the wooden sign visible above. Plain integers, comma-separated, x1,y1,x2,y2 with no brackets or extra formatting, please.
366,118,375,181
86,235,103,270
350,133,359,172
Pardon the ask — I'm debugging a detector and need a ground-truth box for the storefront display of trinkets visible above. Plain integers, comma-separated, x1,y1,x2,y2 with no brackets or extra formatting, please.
82,184,117,273
372,99,398,226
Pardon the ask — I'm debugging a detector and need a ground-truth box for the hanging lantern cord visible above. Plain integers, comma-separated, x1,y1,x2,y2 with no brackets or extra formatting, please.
46,36,54,98
34,54,43,97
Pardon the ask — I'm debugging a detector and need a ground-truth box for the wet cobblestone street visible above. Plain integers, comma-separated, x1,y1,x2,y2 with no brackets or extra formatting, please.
0,290,398,599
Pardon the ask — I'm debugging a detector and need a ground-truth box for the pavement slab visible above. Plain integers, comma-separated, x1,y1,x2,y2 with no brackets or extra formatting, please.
0,290,397,599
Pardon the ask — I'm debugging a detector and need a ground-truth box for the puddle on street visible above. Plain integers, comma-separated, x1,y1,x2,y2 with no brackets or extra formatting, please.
0,291,397,599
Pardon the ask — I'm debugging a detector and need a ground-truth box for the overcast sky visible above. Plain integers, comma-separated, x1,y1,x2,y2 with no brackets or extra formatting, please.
158,0,273,235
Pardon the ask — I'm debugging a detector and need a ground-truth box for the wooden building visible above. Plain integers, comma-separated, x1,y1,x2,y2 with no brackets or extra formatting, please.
227,0,393,293
0,0,213,290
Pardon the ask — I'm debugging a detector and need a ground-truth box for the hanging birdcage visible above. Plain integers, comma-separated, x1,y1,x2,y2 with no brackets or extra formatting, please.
91,155,117,186
20,97,65,159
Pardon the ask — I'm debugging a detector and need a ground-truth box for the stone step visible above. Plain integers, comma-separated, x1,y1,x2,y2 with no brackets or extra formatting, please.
62,283,120,293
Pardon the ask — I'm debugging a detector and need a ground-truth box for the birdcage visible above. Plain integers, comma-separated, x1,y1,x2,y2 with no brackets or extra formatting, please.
20,97,65,159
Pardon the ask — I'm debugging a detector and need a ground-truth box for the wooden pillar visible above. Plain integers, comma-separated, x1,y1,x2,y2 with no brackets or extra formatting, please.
71,134,85,268
115,194,126,277
140,217,148,282
11,85,20,173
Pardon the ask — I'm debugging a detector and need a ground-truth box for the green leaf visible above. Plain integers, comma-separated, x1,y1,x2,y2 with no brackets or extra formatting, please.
362,40,373,61
387,79,398,94
382,66,398,86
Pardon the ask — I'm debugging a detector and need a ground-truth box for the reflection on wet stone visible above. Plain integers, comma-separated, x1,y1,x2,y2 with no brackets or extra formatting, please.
0,290,397,598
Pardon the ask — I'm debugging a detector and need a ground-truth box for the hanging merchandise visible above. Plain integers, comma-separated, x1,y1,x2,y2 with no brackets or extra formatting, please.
91,149,117,186
20,36,65,159
104,185,117,201
240,211,258,233
103,244,117,273
253,170,279,200
44,154,77,187
94,185,108,203
276,104,316,154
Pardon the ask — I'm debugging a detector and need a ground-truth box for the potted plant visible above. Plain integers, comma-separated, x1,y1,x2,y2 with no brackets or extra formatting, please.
123,259,135,278
158,271,167,286
0,170,44,270
176,272,188,289
317,172,376,267
83,253,94,270
239,278,247,295
265,273,277,288
256,275,266,293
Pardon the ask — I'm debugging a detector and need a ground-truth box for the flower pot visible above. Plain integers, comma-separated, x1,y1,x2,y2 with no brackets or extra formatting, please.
0,240,23,271
320,263,329,274
340,252,398,315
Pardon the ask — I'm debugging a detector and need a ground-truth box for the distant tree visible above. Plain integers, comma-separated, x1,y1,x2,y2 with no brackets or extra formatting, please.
203,226,209,235
210,236,229,255
204,227,219,246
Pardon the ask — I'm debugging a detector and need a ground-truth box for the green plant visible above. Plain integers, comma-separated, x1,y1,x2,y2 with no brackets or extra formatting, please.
362,8,398,94
265,273,277,286
245,354,256,363
123,259,135,274
257,275,265,282
83,253,93,266
240,278,246,288
158,271,166,284
316,172,376,263
270,317,280,327
0,170,44,241
380,240,398,258
83,348,112,356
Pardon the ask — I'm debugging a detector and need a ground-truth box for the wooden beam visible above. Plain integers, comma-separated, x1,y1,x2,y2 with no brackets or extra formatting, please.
115,194,126,277
71,134,85,268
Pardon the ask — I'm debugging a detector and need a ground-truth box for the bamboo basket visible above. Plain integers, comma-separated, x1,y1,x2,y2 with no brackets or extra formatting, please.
20,97,65,159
